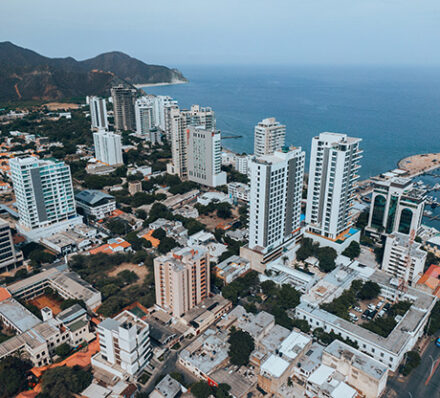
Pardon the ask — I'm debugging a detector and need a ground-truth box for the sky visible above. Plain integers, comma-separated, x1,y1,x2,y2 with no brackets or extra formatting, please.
1,0,440,67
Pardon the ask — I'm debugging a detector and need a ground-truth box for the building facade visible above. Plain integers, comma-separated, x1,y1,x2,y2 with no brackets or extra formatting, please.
367,177,425,236
135,97,154,135
93,129,123,166
75,190,116,220
187,126,226,187
305,132,362,240
382,232,426,285
93,310,151,377
10,156,81,239
0,218,23,273
248,147,305,253
111,85,137,131
89,96,108,131
254,117,286,157
154,247,210,317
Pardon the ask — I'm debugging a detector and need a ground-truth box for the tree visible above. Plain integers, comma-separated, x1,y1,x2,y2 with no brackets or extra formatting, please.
342,241,361,260
38,365,92,398
118,270,139,284
158,237,178,254
399,351,421,376
152,228,166,240
317,246,337,273
358,281,381,300
0,356,32,398
228,329,255,366
191,381,213,398
106,219,128,235
55,343,72,358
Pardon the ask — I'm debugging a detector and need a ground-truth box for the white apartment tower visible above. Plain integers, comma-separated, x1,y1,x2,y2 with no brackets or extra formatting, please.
382,232,426,285
181,105,216,131
89,96,108,131
254,118,286,157
248,147,305,252
306,132,362,240
10,157,81,239
93,129,123,166
187,126,227,187
93,310,151,377
135,98,154,135
169,107,188,178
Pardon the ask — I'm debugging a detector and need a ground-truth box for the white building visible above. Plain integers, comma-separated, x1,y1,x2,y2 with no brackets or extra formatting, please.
180,105,216,131
382,232,426,285
150,95,178,132
0,218,23,273
254,117,286,157
75,190,116,220
306,132,362,240
135,98,154,134
187,126,227,187
10,156,82,240
367,177,425,236
248,147,305,253
235,154,251,175
89,96,108,131
228,182,250,202
93,129,123,166
92,310,151,378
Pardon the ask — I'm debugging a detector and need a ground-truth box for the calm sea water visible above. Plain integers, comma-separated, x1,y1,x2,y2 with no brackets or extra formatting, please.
142,65,440,179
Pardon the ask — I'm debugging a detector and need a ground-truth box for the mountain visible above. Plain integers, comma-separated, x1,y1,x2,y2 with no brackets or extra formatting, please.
0,42,187,102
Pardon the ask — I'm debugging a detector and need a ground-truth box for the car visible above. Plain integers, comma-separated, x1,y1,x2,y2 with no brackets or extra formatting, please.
384,303,391,311
370,310,378,319
378,309,386,318
362,310,371,319
368,304,376,311
349,313,359,322
376,301,384,310
436,337,440,348
354,306,362,313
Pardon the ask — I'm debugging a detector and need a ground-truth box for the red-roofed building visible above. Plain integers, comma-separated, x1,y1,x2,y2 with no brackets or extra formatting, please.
89,237,132,255
417,264,440,297
0,287,11,302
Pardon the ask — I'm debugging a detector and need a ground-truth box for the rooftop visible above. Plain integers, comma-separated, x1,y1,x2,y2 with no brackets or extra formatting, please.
260,354,290,378
324,340,388,380
75,190,114,206
0,297,41,332
153,374,182,398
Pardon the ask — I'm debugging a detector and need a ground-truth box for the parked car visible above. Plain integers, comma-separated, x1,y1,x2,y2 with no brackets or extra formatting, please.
354,306,362,313
384,303,391,311
362,310,371,319
378,309,386,318
368,303,376,311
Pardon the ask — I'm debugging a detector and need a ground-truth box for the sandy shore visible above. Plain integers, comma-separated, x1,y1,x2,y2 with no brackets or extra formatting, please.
134,81,187,89
397,153,440,177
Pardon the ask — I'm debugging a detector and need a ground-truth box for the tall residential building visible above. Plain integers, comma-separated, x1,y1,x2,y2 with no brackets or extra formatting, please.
93,129,123,166
92,310,151,377
187,126,227,187
168,105,217,179
248,147,305,253
180,105,216,131
135,97,154,135
111,85,137,131
151,95,178,132
382,232,426,285
254,118,286,157
367,177,425,236
10,157,81,239
0,218,23,273
163,102,180,141
305,132,362,240
154,247,210,317
89,96,108,131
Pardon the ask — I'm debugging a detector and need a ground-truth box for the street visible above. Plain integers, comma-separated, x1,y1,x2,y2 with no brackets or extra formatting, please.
385,336,440,398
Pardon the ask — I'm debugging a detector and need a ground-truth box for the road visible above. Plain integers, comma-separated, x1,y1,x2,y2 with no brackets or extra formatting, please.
385,336,440,398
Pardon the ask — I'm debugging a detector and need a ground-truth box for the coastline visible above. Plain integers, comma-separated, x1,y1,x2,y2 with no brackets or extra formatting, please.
134,80,188,89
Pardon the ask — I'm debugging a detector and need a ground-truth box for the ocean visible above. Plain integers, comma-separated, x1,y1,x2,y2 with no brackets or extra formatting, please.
142,65,440,179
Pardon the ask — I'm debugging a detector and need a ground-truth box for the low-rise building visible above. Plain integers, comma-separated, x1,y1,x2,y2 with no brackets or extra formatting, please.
89,237,132,255
150,374,186,398
228,182,250,202
172,205,199,219
214,255,250,284
322,340,388,398
75,190,116,220
128,181,142,196
0,217,23,274
416,264,440,297
197,192,232,206
7,265,102,310
306,364,358,398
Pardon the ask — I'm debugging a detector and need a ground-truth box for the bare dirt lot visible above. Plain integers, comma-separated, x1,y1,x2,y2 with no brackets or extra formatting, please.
398,153,440,176
108,262,149,285
44,102,81,111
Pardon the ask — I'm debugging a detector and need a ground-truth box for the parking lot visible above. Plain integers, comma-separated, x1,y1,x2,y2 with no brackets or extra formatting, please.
348,296,392,325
